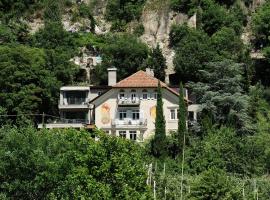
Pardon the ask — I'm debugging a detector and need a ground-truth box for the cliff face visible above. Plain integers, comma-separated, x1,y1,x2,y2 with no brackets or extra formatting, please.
26,0,266,79
140,1,196,81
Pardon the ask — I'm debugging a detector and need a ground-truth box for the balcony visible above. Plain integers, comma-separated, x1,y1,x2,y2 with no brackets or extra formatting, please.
117,98,140,106
38,119,89,129
59,97,88,109
111,118,147,128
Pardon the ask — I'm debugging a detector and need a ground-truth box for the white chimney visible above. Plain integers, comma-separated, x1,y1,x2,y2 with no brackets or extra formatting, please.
107,67,117,86
145,68,154,77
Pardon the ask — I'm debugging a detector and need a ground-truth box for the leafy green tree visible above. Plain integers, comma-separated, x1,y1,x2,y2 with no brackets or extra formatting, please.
0,127,152,199
146,44,167,81
169,24,190,48
95,34,149,84
0,24,16,43
188,60,253,135
210,27,244,61
105,0,146,30
186,127,253,175
0,0,43,22
43,0,62,23
188,168,241,200
170,0,198,15
252,2,270,49
173,27,214,82
0,45,60,117
151,82,167,157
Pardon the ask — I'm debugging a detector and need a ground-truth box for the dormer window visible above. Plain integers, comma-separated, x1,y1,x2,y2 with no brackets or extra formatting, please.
131,89,137,101
142,89,148,99
119,89,125,100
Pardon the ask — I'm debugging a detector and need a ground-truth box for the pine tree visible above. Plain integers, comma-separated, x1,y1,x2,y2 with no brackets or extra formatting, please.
151,81,167,157
178,82,187,151
147,44,167,81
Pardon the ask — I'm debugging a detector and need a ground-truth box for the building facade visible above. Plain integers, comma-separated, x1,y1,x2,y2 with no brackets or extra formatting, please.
40,68,201,141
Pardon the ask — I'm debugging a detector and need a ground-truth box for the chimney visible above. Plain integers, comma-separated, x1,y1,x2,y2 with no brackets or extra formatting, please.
107,67,117,86
145,68,154,77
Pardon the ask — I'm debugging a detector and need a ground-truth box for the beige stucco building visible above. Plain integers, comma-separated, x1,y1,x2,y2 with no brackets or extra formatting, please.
39,68,201,142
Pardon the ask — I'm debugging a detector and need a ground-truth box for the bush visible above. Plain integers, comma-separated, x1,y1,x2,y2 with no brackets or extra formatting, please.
188,168,241,200
105,0,146,30
0,127,152,199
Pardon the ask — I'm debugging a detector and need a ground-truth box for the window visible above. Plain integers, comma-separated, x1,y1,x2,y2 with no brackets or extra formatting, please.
119,110,127,120
143,93,148,99
132,110,140,120
142,89,148,99
188,111,194,121
119,90,125,99
129,131,137,141
131,90,137,101
154,90,158,99
119,131,126,138
170,109,176,120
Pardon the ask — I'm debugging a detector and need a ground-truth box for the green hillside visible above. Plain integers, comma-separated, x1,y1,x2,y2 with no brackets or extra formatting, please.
1,0,270,199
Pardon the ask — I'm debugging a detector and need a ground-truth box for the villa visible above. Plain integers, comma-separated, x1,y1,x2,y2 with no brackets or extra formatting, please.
39,68,200,141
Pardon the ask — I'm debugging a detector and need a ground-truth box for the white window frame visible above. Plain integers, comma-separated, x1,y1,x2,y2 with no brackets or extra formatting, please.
119,93,125,100
129,130,137,141
119,131,127,138
132,110,140,120
119,110,127,120
131,90,137,101
170,109,176,120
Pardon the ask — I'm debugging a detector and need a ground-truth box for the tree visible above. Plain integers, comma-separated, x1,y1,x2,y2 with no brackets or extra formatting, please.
173,28,214,82
188,60,253,135
186,127,252,175
0,45,60,117
151,81,166,157
146,44,167,81
105,0,146,23
0,127,152,199
178,82,187,152
188,168,241,200
95,34,149,84
252,2,270,49
210,27,244,61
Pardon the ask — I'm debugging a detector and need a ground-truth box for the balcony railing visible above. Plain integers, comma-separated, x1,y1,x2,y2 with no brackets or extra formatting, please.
48,118,89,124
117,98,140,106
66,97,87,105
111,118,147,127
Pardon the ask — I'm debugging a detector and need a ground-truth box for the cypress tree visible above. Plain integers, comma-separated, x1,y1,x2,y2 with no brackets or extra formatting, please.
151,81,166,157
177,82,187,151
147,44,167,81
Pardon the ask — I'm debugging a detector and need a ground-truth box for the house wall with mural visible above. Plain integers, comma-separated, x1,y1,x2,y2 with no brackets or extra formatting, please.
93,88,179,141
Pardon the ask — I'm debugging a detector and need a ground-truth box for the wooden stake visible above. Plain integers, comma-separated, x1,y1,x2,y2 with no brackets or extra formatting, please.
180,131,186,200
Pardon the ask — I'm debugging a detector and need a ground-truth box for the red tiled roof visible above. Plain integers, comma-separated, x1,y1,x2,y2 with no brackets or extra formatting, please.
113,70,180,96
113,70,165,88
90,70,190,103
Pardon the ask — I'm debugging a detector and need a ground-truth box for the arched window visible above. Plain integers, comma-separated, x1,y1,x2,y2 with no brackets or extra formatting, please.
119,89,125,99
142,89,148,99
131,89,137,101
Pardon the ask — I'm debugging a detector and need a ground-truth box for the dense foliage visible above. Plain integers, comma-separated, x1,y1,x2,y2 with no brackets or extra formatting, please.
0,127,152,199
145,44,167,81
1,0,270,199
95,34,149,84
105,0,146,31
151,82,167,157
